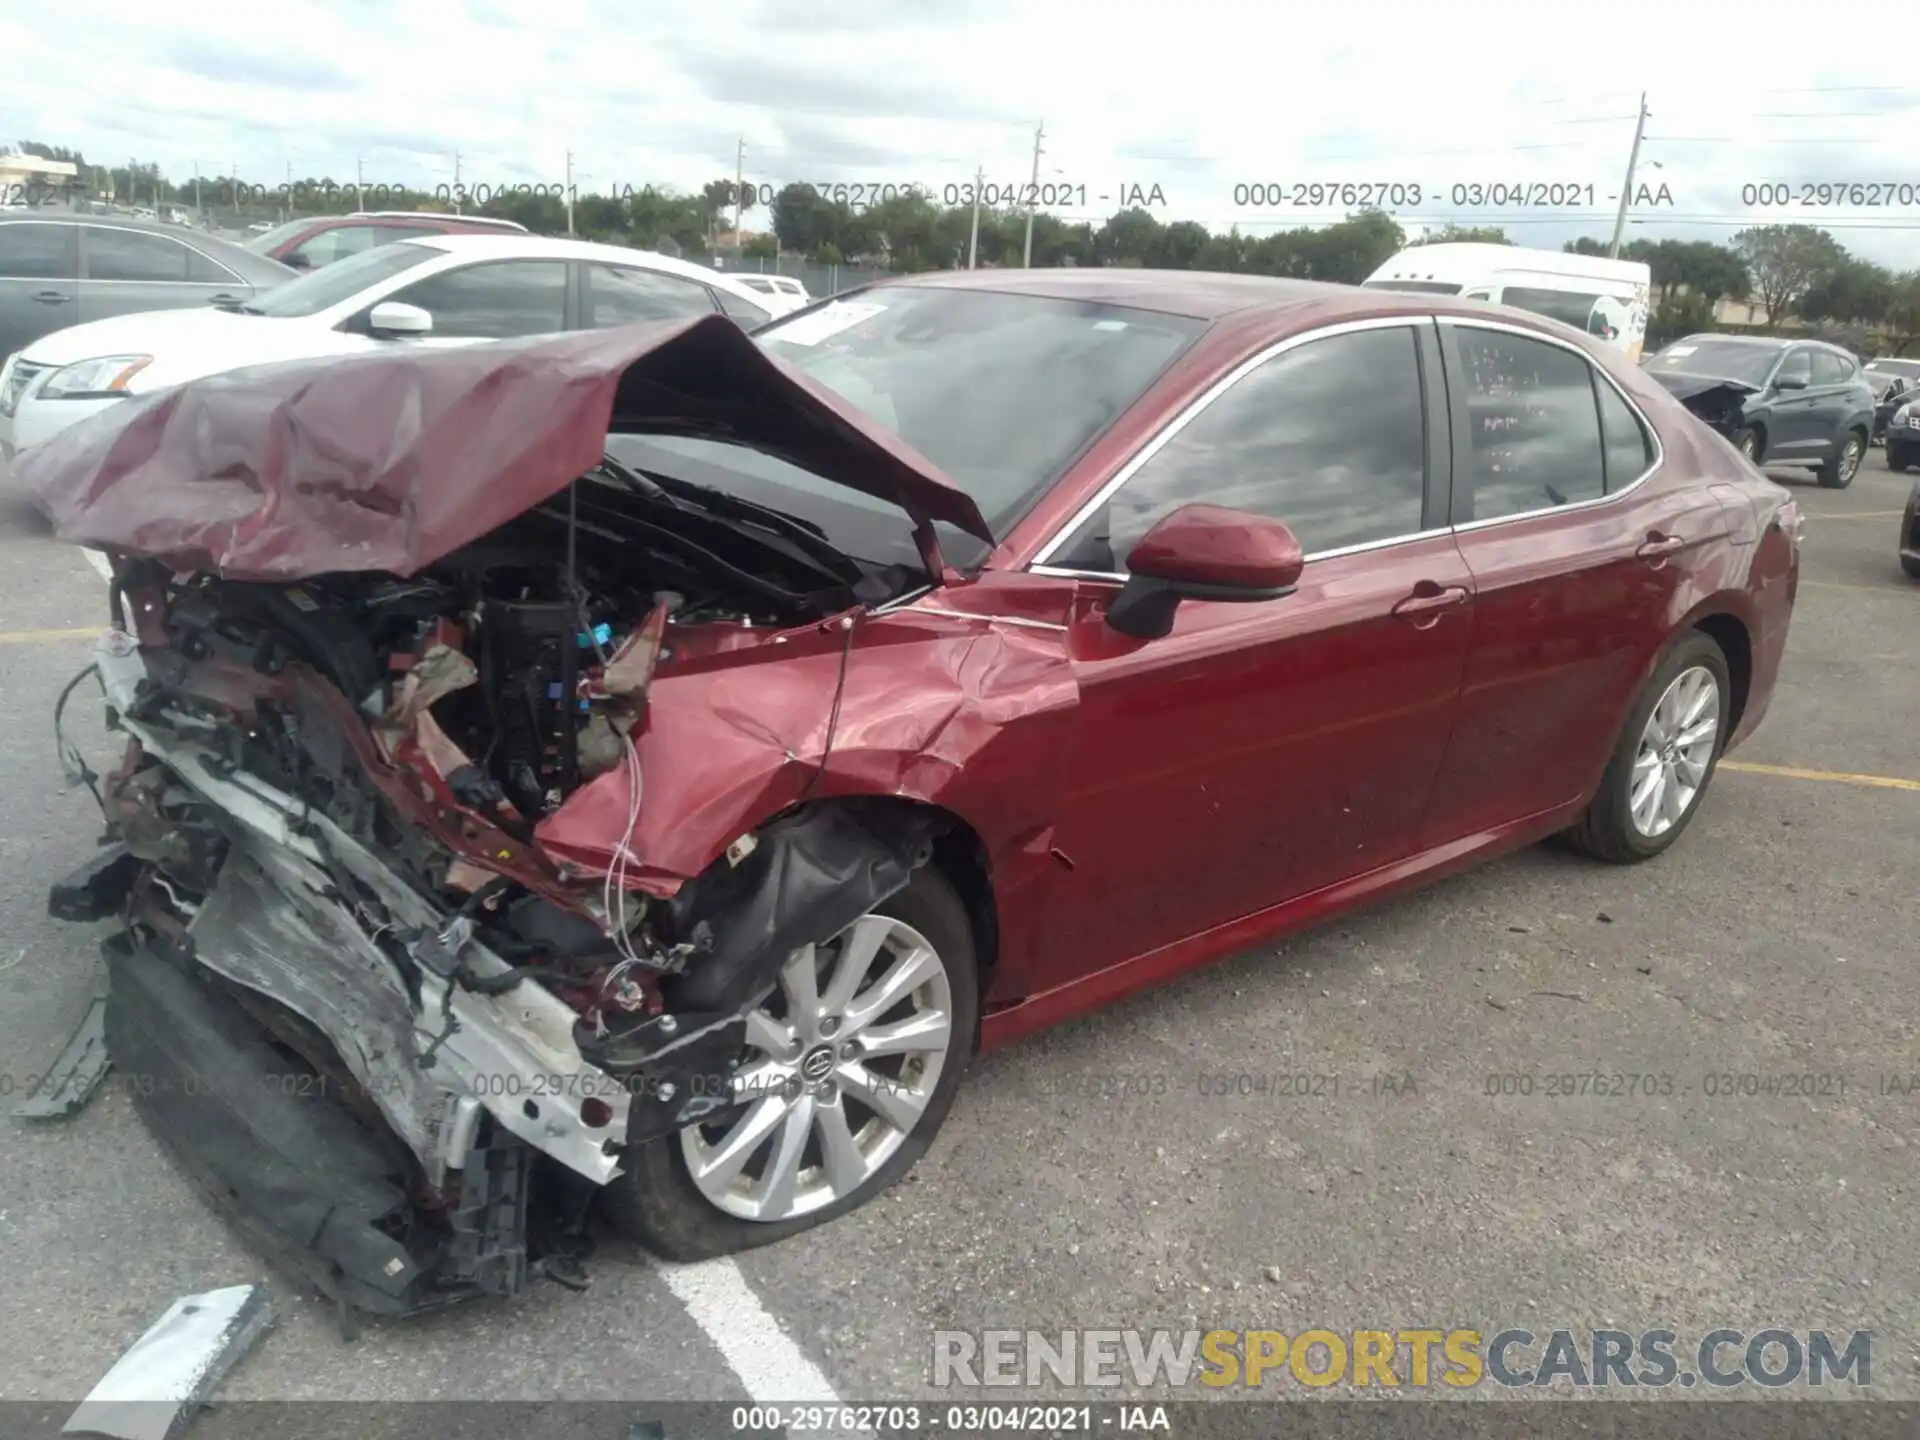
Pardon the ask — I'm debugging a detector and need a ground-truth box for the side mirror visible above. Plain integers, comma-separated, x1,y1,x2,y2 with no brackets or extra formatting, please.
1106,503,1304,640
1773,372,1808,391
368,301,433,336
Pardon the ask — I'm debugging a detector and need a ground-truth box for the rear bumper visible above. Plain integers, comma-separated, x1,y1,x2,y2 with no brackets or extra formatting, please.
101,929,536,1316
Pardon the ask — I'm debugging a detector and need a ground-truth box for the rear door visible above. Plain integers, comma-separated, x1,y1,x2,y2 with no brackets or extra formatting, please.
0,221,79,359
1422,316,1731,843
79,225,241,323
1808,348,1856,449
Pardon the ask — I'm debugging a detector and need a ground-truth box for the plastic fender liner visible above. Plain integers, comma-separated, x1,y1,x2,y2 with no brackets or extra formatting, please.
661,802,943,1015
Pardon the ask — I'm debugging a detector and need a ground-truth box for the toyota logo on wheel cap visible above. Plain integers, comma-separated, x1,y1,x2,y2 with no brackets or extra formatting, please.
800,1045,836,1084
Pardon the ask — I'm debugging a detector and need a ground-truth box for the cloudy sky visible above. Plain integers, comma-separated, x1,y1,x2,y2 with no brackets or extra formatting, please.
7,0,1920,266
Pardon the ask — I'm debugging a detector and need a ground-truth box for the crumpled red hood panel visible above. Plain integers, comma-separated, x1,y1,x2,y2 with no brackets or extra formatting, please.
19,313,991,579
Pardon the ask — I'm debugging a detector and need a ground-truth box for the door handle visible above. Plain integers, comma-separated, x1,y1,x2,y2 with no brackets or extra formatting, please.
30,290,71,304
1636,532,1687,562
207,293,244,305
1391,583,1470,621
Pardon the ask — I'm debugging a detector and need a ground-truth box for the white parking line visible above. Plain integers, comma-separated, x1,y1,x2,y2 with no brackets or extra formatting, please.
657,1257,872,1431
83,548,112,580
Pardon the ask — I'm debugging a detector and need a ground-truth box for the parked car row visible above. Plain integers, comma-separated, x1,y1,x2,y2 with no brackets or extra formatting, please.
0,218,784,466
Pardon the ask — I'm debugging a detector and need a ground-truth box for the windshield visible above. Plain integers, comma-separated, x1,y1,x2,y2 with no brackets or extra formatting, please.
241,219,315,254
752,286,1206,534
1362,280,1463,294
1648,339,1780,388
248,242,439,318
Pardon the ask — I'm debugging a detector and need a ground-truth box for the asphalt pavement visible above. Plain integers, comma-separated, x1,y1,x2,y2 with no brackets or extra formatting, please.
0,451,1915,1413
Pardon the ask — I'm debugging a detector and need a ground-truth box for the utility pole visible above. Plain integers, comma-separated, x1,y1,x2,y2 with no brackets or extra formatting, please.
1608,93,1649,260
453,151,462,213
1021,121,1045,268
967,164,983,269
565,149,575,235
355,156,365,213
193,162,201,216
733,135,746,239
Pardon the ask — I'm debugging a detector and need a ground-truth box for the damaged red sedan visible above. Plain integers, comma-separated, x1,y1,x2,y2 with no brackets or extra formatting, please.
23,273,1800,1314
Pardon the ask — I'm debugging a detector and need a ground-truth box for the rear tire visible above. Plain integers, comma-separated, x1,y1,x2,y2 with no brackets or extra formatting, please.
600,866,978,1260
1888,451,1911,474
1903,554,1920,580
1818,429,1864,488
1731,427,1760,462
1563,632,1731,865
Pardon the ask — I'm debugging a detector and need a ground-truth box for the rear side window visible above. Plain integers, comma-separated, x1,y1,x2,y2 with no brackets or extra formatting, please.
82,227,195,282
0,222,76,279
1499,286,1607,331
713,287,772,328
1596,379,1654,490
1453,328,1606,521
185,247,239,283
1810,350,1849,386
587,264,718,326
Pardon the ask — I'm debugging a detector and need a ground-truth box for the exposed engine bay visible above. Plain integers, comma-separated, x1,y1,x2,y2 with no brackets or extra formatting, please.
49,462,945,1317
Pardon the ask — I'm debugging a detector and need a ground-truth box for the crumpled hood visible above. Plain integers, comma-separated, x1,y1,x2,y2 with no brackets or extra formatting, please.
18,314,993,580
1648,370,1761,409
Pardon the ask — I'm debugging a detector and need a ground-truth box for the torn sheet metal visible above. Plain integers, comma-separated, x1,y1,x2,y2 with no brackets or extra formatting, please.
13,993,111,1119
19,315,990,582
63,1283,273,1440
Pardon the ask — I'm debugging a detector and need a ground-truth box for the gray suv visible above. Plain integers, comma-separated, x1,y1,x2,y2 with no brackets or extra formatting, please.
0,215,296,364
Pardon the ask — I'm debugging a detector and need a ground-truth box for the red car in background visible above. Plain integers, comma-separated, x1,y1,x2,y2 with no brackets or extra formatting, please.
242,209,529,270
24,272,1799,1311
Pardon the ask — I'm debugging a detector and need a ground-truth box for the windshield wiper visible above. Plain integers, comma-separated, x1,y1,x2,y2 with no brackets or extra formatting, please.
592,454,862,583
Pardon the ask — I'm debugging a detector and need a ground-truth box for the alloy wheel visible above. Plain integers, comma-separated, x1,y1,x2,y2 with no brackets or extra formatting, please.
1629,664,1722,839
681,913,955,1221
1839,437,1862,482
1737,433,1757,459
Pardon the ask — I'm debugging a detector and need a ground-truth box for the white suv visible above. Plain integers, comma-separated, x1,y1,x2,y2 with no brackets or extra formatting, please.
0,235,779,461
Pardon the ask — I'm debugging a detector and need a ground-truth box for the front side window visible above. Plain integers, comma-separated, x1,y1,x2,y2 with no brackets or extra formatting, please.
1810,350,1849,386
756,286,1205,535
0,222,76,279
383,259,568,339
1454,328,1606,522
82,227,194,282
1051,324,1429,572
1774,349,1811,386
586,264,717,326
712,287,772,327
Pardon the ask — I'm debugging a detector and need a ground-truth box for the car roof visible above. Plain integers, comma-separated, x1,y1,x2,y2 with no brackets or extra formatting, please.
870,267,1395,321
348,210,525,229
403,233,764,292
0,211,297,286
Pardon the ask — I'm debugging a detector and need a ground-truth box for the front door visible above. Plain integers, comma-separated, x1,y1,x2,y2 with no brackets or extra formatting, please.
1027,318,1474,992
78,225,240,324
0,221,79,360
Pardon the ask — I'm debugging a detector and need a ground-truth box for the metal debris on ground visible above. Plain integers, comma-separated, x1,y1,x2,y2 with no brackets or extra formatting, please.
63,1283,274,1440
14,993,111,1119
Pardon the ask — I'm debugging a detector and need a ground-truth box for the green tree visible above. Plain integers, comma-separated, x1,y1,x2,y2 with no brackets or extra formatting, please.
1883,273,1920,353
1411,224,1511,246
1731,224,1846,324
1798,257,1895,325
742,232,779,261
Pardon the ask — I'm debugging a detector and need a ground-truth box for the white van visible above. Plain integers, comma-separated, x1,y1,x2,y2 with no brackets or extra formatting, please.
1362,242,1653,361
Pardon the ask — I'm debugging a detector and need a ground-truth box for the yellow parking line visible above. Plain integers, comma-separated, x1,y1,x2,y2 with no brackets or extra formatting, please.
1721,761,1920,793
1799,580,1903,594
0,627,98,646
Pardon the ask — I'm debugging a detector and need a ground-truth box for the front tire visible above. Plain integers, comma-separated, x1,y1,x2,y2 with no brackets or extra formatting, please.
1888,449,1911,474
1731,427,1761,463
601,867,978,1259
1564,632,1730,864
1818,430,1864,488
